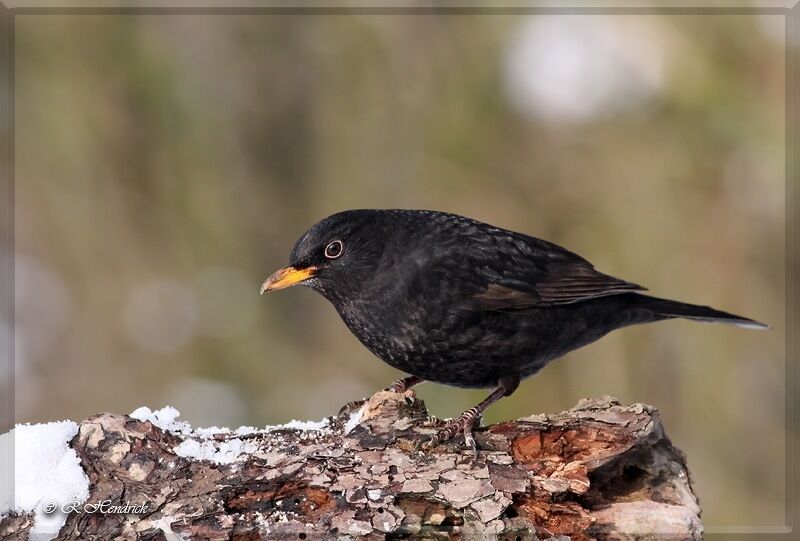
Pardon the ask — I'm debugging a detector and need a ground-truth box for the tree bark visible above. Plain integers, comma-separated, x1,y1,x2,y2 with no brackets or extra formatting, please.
1,393,701,540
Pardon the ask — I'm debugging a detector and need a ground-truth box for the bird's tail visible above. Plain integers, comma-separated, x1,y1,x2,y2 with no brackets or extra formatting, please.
636,295,769,330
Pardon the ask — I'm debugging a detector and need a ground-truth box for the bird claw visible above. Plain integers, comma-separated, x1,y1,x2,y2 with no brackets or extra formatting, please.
419,415,446,427
411,422,454,454
463,429,478,465
338,376,423,418
337,399,366,418
412,413,481,463
412,436,436,455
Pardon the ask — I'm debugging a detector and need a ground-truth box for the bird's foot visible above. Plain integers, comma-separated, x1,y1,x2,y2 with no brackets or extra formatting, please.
337,375,424,418
413,410,482,463
385,376,420,393
419,415,446,427
337,399,366,418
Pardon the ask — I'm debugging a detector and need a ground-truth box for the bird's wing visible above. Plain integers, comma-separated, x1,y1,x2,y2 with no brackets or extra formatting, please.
466,233,646,310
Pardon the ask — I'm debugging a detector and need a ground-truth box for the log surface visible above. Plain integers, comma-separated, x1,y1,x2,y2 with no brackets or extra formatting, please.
1,393,702,540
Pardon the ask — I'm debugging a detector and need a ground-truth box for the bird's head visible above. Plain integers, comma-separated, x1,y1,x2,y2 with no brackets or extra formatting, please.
261,210,391,301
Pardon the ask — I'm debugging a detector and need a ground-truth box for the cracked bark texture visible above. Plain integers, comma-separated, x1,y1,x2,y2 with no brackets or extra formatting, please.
1,393,702,540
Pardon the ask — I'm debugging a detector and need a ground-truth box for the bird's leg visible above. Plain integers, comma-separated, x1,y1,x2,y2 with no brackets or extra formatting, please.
462,415,482,462
420,415,447,427
415,375,519,461
385,375,424,393
337,375,424,417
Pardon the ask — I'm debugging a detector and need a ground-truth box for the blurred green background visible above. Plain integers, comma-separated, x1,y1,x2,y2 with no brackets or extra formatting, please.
10,12,785,530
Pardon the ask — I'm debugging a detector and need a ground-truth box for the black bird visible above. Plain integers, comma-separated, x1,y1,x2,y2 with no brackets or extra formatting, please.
261,209,767,454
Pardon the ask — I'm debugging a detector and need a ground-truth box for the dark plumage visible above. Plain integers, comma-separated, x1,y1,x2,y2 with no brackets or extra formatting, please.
262,209,767,454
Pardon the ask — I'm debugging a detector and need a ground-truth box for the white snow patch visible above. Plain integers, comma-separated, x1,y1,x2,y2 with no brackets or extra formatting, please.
235,425,258,436
0,420,90,540
130,406,192,434
344,407,364,435
130,406,328,435
0,406,337,537
129,406,254,465
174,437,259,465
272,418,330,432
130,406,330,465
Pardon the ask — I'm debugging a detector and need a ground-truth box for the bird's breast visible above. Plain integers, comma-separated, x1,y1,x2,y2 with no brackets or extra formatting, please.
335,297,421,358
332,290,489,374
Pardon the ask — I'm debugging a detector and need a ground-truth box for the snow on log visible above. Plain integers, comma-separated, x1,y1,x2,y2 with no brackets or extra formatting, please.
0,393,701,540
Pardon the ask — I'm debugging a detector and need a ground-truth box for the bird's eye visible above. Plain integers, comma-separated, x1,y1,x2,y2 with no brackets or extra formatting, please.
324,240,344,259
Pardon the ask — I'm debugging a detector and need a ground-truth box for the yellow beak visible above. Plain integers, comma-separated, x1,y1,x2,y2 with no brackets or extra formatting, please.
260,266,317,294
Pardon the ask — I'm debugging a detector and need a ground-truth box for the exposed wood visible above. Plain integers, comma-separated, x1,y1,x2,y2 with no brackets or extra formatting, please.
1,393,701,540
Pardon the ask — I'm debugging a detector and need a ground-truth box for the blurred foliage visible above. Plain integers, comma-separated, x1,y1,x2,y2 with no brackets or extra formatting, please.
8,12,785,529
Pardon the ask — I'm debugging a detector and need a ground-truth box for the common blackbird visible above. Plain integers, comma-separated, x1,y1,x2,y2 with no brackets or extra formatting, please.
261,209,767,455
